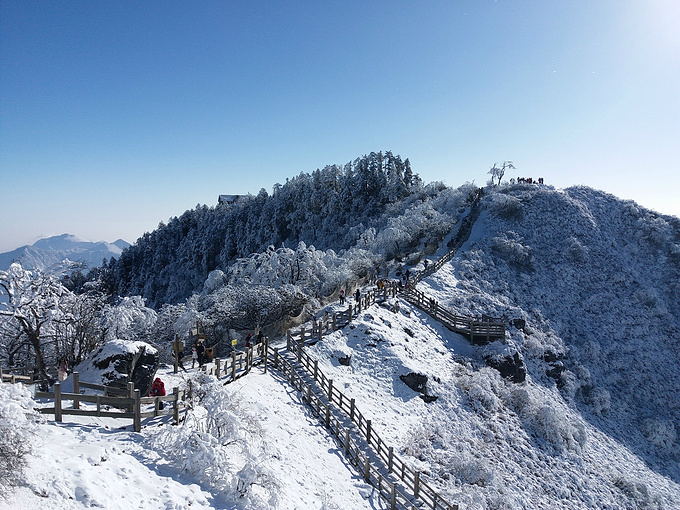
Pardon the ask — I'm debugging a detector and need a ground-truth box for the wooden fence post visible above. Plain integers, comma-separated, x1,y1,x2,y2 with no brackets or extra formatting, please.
133,389,141,432
391,482,397,510
263,339,268,374
273,347,279,368
215,358,221,379
231,350,237,381
388,446,394,472
127,381,135,412
325,403,331,428
328,379,333,403
364,455,371,482
345,428,351,455
173,387,180,424
350,398,355,422
414,471,420,499
332,313,337,331
366,419,372,445
287,330,292,351
73,372,80,410
313,360,318,381
54,382,62,422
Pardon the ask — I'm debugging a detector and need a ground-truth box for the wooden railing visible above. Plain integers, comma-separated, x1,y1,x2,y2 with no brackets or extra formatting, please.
402,286,505,343
275,340,457,510
34,372,187,432
268,344,456,510
0,368,34,385
204,341,269,380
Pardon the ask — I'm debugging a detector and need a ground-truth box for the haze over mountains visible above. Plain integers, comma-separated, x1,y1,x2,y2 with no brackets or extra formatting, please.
0,234,130,273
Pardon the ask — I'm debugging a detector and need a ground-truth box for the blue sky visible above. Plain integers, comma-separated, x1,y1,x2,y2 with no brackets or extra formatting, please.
1,1,678,252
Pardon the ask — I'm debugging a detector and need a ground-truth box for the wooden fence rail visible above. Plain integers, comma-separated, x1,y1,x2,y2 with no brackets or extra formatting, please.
268,346,423,510
401,287,505,344
34,372,187,432
271,343,457,510
0,370,34,385
204,341,269,382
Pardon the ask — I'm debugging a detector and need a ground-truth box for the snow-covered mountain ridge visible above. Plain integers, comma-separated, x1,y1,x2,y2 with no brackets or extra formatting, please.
296,183,680,507
0,234,129,272
4,182,680,509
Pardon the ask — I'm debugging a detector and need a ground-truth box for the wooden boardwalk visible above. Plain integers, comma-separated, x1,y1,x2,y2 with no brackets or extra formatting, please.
402,286,505,344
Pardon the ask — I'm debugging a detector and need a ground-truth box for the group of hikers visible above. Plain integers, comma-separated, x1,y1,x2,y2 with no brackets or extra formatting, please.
517,177,544,184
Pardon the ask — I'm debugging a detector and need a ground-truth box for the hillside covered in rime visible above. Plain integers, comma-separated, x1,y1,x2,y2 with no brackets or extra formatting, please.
98,151,424,307
3,161,680,509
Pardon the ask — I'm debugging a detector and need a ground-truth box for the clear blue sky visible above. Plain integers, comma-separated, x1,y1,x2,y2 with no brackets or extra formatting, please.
1,1,678,252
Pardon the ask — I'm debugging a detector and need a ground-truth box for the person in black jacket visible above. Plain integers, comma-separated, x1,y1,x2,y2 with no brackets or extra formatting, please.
195,340,205,367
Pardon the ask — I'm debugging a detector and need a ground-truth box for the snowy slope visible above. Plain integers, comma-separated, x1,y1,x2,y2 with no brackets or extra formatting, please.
421,185,680,482
304,299,680,509
3,183,680,510
3,369,384,510
0,234,129,272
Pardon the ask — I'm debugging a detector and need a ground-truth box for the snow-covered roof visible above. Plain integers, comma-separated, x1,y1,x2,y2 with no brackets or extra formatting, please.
218,194,240,205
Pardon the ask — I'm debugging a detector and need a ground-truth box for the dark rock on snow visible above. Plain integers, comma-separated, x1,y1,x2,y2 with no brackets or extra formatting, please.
88,339,160,395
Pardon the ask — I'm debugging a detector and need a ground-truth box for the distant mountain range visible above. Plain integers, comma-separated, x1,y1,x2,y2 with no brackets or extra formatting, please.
0,234,130,272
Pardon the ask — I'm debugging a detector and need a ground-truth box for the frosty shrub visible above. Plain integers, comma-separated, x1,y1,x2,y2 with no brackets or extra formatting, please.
490,235,533,270
587,387,611,416
449,454,495,487
565,237,589,263
635,213,673,250
146,375,279,509
0,383,39,496
613,477,657,508
641,418,677,449
488,193,523,220
529,404,587,454
459,369,503,414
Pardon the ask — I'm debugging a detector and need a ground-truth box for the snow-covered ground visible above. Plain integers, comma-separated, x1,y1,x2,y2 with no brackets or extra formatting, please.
2,368,384,510
3,183,680,509
6,292,680,509
306,299,680,508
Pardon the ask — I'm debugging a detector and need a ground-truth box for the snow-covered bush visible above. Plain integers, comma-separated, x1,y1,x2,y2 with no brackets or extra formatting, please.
488,193,523,220
564,236,589,263
146,375,279,508
587,386,611,416
641,418,677,449
0,383,39,495
459,368,504,414
101,296,157,342
490,234,533,270
527,404,587,454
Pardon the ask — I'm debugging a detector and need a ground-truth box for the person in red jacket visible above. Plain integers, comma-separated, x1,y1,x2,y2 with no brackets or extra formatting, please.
150,377,166,397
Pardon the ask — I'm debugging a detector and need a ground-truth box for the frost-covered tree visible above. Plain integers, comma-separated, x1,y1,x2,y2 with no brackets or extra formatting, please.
488,161,515,187
100,152,425,307
0,263,73,381
52,290,107,365
101,296,157,342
